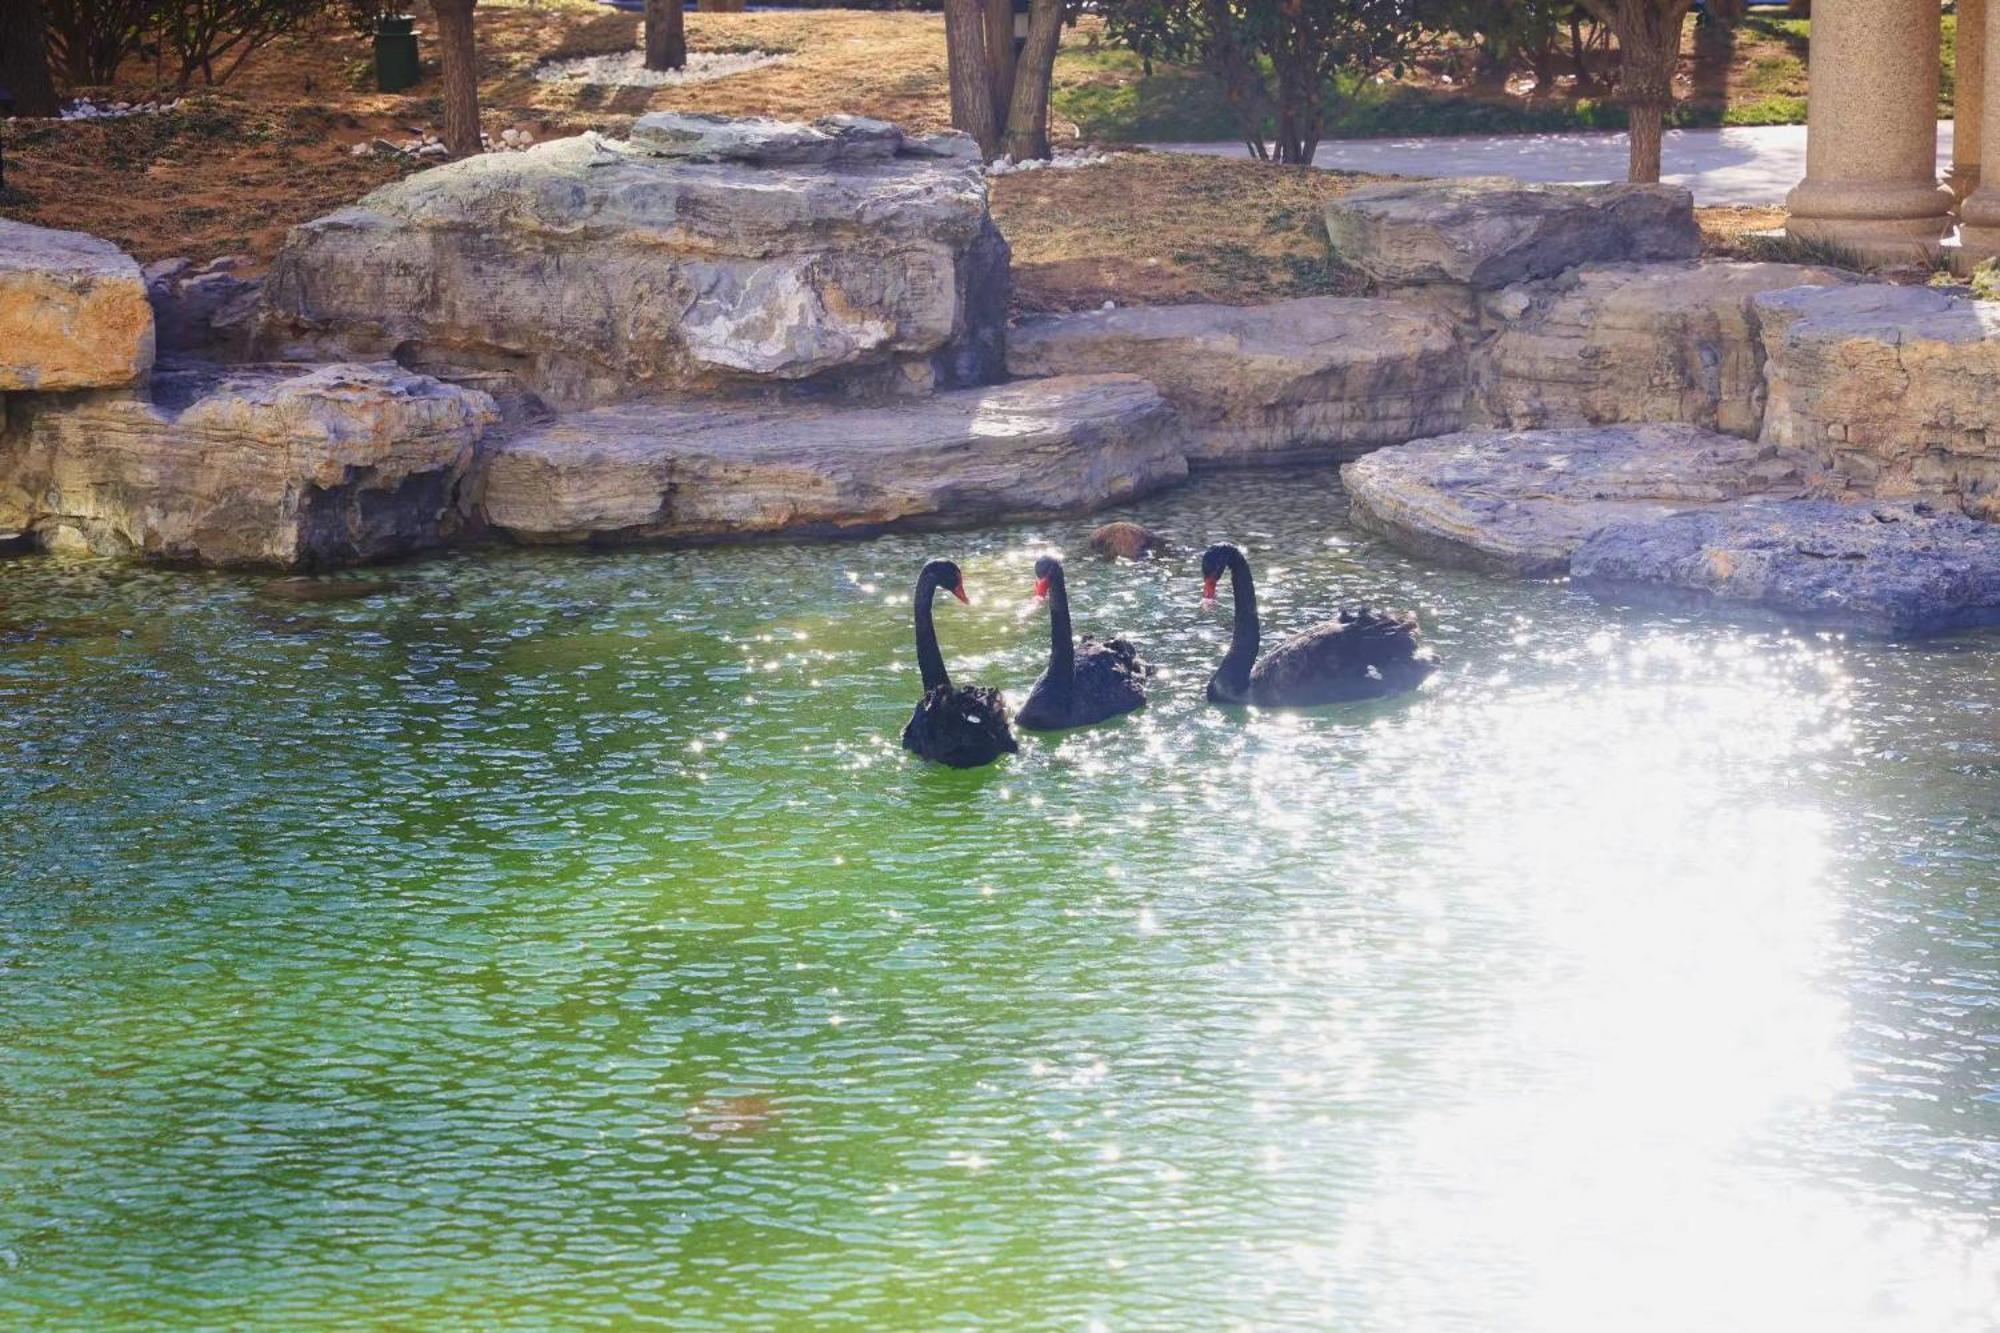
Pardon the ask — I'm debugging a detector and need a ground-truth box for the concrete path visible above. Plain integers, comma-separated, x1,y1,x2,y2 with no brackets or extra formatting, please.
1152,122,1959,207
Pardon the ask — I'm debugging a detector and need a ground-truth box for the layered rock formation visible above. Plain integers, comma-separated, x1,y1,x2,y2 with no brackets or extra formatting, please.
1476,261,1857,437
1573,500,2000,636
1343,425,1816,578
1325,178,1702,292
258,113,1008,407
0,219,155,391
1757,284,2000,518
480,374,1184,544
0,363,497,567
1006,297,1464,466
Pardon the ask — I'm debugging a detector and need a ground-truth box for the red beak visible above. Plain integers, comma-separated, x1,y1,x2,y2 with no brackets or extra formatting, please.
1202,575,1219,601
1033,577,1050,600
952,582,970,605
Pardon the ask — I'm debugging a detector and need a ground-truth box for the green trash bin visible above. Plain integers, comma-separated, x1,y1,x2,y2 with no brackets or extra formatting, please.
374,15,420,94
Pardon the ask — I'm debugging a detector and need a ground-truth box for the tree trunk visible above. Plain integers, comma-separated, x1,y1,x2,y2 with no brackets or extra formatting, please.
1628,100,1664,181
644,0,684,72
1581,0,1692,182
433,0,481,157
943,0,998,159
0,0,62,118
1001,0,1062,161
982,0,1015,130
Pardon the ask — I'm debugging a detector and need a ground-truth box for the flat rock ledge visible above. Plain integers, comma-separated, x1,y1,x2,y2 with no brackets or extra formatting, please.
479,373,1186,544
1342,424,1812,578
1007,296,1464,466
0,219,156,391
0,362,498,568
1326,177,1701,292
1573,500,2000,636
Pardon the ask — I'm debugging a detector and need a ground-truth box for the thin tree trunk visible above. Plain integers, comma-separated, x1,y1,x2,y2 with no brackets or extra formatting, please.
433,0,482,157
1579,0,1692,183
943,0,998,159
0,0,61,117
982,0,1015,130
644,0,684,72
1001,0,1063,161
1627,101,1664,180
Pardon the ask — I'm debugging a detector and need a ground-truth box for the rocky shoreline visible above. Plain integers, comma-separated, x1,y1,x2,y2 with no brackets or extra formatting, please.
8,118,2000,635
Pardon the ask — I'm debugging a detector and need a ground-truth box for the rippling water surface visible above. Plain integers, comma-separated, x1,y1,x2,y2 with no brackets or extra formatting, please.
3,471,1997,1329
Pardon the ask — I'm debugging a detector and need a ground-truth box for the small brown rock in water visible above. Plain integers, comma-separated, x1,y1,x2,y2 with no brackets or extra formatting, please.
258,576,396,603
1089,521,1163,560
685,1094,778,1142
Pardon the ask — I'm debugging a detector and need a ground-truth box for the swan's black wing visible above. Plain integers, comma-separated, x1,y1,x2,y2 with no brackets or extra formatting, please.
1069,635,1149,723
1248,607,1436,707
902,684,1018,768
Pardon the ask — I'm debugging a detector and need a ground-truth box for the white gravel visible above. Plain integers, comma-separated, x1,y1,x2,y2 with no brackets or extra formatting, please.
532,48,783,88
60,97,185,121
986,148,1124,177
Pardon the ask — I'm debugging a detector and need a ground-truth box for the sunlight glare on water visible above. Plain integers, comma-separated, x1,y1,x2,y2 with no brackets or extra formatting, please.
1,471,1995,1328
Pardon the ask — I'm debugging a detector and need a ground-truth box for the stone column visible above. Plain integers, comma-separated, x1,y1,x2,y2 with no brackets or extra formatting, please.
1952,0,1986,201
1960,2,2000,254
1786,0,1952,259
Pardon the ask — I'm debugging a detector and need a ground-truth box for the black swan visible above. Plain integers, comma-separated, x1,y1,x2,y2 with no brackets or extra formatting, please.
1200,543,1437,707
900,559,1018,768
1016,556,1150,732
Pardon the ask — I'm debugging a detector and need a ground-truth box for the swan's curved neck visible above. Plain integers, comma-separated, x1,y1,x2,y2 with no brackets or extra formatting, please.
1215,549,1259,697
914,568,951,692
1044,566,1075,690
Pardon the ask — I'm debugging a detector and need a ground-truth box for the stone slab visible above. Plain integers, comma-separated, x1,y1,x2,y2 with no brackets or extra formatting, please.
1007,296,1465,466
1573,499,2000,636
478,373,1186,543
1341,423,1816,577
1326,177,1701,291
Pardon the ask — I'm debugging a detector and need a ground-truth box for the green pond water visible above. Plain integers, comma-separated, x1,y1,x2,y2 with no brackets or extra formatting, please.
2,470,1997,1329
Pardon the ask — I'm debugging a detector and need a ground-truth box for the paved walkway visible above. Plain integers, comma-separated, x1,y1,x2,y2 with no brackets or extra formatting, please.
1153,122,1959,207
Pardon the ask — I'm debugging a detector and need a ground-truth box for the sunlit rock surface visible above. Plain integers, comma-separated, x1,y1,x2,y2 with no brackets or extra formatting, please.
1758,283,2000,518
1007,297,1465,466
1476,261,1858,437
1326,177,1701,291
257,118,1008,407
1573,499,2000,635
0,219,155,391
479,374,1184,543
0,363,497,567
1342,424,1816,577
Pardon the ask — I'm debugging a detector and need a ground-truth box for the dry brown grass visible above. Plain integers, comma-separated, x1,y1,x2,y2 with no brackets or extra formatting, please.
996,154,1377,313
1695,204,1791,258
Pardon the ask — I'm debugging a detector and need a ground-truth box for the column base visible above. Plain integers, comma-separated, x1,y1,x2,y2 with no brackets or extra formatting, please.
1786,177,1954,265
1947,164,1984,204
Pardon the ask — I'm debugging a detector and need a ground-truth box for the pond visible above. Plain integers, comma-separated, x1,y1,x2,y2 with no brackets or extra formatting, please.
2,470,1996,1328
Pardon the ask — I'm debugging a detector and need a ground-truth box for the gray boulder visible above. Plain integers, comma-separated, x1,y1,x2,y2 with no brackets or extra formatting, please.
0,219,156,391
1342,424,1815,577
146,256,263,359
1477,261,1858,437
258,119,1008,408
0,362,497,567
1757,283,2000,518
1573,499,2000,636
478,374,1185,544
1007,296,1465,466
1326,177,1701,291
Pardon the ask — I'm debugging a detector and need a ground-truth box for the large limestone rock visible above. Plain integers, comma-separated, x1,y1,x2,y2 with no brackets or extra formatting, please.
479,374,1184,544
258,115,1008,408
1006,297,1464,467
1342,424,1816,577
1757,284,2000,518
0,363,497,567
0,220,155,391
1326,177,1701,292
1477,262,1858,437
1573,499,2000,636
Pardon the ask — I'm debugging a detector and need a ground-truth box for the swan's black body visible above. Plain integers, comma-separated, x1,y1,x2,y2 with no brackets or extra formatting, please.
1201,543,1436,707
1017,557,1150,732
900,559,1018,768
